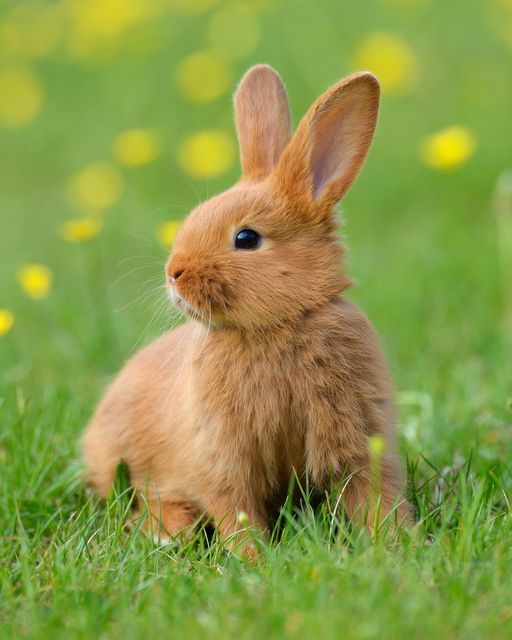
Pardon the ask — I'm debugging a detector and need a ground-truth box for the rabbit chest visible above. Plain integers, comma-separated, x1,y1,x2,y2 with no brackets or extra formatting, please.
190,333,301,494
188,311,354,496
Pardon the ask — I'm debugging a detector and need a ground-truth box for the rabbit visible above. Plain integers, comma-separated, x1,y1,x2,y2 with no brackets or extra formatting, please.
82,64,413,550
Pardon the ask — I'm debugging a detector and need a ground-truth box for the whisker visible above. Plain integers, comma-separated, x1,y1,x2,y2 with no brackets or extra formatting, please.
124,231,170,253
161,163,204,207
161,320,203,414
114,282,167,313
128,289,179,351
157,316,192,375
116,255,165,267
109,265,164,291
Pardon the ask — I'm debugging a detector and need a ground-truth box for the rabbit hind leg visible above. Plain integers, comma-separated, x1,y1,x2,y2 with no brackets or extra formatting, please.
341,457,413,533
137,497,202,544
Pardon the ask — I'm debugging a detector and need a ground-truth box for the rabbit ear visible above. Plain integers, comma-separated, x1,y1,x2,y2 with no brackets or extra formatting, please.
273,72,380,216
234,64,291,181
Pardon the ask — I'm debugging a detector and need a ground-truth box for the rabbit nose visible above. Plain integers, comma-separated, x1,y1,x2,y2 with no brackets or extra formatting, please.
171,268,184,283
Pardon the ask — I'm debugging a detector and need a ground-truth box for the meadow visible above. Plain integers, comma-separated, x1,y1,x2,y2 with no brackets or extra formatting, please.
1,0,511,638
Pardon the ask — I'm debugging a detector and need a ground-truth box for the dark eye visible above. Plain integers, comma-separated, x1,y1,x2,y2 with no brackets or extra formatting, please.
234,228,262,250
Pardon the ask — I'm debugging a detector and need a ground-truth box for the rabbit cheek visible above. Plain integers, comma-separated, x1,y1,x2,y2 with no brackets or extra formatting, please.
173,267,234,320
207,279,235,312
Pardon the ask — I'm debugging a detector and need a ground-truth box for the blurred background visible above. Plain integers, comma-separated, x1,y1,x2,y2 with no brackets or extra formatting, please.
0,0,510,463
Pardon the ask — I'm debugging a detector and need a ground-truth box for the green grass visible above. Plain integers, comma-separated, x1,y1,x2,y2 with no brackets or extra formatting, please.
1,0,512,638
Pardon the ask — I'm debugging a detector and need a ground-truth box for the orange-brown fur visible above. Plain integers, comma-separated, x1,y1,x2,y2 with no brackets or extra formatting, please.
82,65,412,547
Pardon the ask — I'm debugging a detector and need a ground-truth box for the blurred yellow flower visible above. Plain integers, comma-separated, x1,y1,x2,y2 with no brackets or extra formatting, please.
0,309,15,338
237,510,249,525
168,0,220,14
419,126,477,171
17,263,53,300
178,130,235,179
113,129,163,167
67,162,124,214
0,2,64,59
176,50,231,103
352,33,418,96
157,220,181,247
368,434,386,457
64,0,160,59
0,67,44,129
248,0,278,10
60,218,103,243
489,0,512,49
207,5,261,58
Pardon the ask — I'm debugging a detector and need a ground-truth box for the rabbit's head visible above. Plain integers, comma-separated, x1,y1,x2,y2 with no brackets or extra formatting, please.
166,65,379,330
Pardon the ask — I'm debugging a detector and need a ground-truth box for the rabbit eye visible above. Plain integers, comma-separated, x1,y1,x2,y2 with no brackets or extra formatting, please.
234,228,261,250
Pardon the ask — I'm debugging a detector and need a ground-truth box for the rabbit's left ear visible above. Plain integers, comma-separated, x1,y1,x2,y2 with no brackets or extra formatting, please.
273,72,380,216
234,65,291,181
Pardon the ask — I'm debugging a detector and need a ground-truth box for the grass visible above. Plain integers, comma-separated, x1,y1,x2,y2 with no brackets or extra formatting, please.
1,0,512,638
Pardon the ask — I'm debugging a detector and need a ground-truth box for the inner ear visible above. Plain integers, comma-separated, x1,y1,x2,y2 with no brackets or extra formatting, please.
311,96,362,199
309,78,380,203
234,65,291,181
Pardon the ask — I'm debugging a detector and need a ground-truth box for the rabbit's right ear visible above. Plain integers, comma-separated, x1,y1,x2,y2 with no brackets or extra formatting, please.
234,65,291,181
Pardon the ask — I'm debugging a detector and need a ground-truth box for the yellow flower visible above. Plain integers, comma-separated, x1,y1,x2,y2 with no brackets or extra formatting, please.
60,217,103,243
156,220,181,247
66,0,150,36
489,0,512,49
0,2,64,59
67,162,124,214
63,0,160,59
17,263,53,300
237,511,249,526
0,309,15,337
352,33,418,96
247,0,278,10
176,50,231,103
368,434,386,502
168,0,220,14
178,130,235,179
0,67,44,129
368,434,386,458
207,5,260,59
113,129,162,167
419,126,477,171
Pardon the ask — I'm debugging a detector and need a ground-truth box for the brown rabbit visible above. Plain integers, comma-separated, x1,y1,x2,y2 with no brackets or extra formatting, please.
82,65,412,548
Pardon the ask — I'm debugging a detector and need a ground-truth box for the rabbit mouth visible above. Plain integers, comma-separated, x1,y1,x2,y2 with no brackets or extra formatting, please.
167,287,203,321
